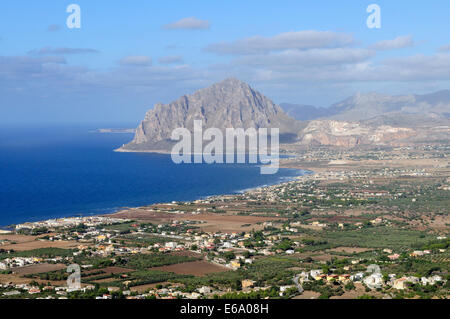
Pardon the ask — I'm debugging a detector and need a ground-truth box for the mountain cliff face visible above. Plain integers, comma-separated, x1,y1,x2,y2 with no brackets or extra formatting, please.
298,120,416,148
118,78,302,152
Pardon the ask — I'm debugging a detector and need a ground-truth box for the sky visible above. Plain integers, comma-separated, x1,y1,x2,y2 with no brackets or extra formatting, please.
1,0,450,125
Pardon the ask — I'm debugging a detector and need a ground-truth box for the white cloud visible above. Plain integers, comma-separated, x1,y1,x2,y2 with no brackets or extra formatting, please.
119,56,152,66
369,35,414,51
158,55,184,64
376,52,450,81
28,46,99,55
205,31,354,55
4,28,450,117
235,48,374,67
163,17,210,30
439,44,450,52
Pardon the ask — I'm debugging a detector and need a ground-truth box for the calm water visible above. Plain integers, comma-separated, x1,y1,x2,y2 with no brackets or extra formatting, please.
0,125,303,226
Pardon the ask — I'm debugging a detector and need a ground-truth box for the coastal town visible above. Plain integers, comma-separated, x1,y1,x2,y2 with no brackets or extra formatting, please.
0,144,449,299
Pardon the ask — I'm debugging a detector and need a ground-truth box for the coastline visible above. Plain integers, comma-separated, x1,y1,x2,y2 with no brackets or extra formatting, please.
114,147,173,154
5,160,309,228
199,167,309,199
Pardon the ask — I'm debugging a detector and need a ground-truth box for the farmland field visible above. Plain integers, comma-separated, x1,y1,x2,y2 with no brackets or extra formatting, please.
0,240,78,251
12,263,67,275
151,260,229,276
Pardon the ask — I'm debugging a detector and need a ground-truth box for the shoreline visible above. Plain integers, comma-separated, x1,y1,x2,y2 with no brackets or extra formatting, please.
114,147,172,154
3,162,309,229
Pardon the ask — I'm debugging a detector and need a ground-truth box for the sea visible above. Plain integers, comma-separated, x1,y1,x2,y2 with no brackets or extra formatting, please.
0,125,305,227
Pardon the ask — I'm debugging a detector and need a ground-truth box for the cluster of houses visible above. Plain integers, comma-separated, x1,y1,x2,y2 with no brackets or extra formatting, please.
15,216,130,231
222,163,438,209
0,257,45,270
390,275,444,290
1,181,447,300
1,283,97,298
294,268,445,291
297,269,352,284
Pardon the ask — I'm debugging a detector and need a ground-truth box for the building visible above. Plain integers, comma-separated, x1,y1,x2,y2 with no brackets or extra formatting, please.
393,278,407,290
241,279,256,289
198,286,212,294
363,273,383,289
351,272,365,282
388,254,400,260
310,269,323,278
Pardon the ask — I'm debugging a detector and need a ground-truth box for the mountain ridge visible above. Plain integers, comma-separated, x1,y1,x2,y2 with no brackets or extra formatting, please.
281,90,450,122
118,78,303,152
119,79,450,152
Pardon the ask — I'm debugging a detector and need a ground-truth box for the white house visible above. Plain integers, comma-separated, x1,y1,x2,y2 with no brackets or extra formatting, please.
310,269,323,278
198,286,212,294
351,272,365,282
393,278,407,290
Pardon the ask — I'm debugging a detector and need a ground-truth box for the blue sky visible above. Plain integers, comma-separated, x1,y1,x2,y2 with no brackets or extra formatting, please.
1,0,450,125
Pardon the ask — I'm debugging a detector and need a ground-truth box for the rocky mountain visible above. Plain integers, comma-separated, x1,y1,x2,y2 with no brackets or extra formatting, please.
296,118,450,148
283,90,449,148
117,78,303,152
297,120,416,148
281,90,450,123
327,91,450,123
118,80,449,152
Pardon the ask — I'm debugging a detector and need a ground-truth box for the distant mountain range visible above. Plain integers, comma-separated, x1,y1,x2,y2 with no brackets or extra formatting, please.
281,90,450,123
279,103,330,121
119,79,450,152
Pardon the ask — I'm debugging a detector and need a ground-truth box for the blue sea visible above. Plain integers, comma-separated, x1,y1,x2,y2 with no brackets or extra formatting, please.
0,125,304,226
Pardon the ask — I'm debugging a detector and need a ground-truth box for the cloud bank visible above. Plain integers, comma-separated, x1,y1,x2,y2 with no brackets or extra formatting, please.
119,56,152,66
163,17,210,30
3,29,450,123
369,35,414,51
205,31,354,55
158,55,184,64
28,47,100,55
